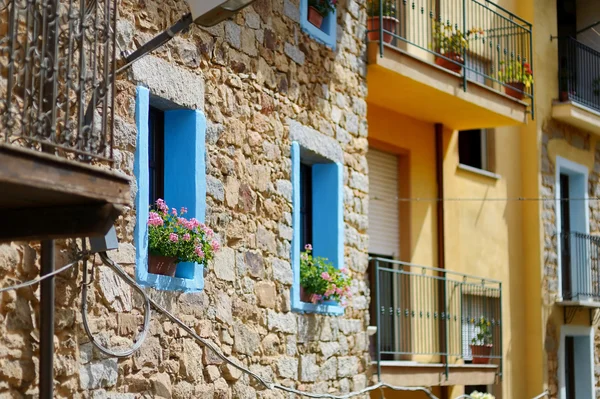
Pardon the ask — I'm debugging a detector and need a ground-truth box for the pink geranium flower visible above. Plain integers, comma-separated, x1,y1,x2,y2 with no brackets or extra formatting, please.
321,272,331,281
169,233,179,242
305,244,312,251
183,233,191,241
195,246,205,259
211,239,220,252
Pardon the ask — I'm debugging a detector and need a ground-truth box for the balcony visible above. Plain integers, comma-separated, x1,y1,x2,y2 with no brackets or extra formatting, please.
370,258,502,386
557,232,600,308
0,0,130,241
552,38,600,135
366,0,533,130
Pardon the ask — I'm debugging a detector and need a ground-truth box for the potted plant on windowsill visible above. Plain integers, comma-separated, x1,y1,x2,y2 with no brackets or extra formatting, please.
498,60,533,100
299,244,352,306
147,199,220,277
470,316,493,364
307,0,337,30
366,0,398,44
433,23,483,74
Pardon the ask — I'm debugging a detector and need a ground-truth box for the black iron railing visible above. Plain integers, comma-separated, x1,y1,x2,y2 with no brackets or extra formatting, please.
370,258,503,379
0,0,118,163
560,231,600,302
366,0,534,109
557,37,600,113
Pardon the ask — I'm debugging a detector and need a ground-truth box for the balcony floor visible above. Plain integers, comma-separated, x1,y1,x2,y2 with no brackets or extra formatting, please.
373,361,499,387
367,42,529,130
0,143,131,241
552,100,600,135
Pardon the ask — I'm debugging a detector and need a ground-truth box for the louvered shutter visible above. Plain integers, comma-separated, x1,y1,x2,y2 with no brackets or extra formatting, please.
367,149,400,258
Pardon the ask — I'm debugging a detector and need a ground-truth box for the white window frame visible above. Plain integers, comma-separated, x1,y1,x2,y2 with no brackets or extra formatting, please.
558,325,594,399
555,156,590,302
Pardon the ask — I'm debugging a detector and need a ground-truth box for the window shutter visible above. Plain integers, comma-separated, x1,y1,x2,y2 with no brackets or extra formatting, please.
312,162,344,268
367,149,400,258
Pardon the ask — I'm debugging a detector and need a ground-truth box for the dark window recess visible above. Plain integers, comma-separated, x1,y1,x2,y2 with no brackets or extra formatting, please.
148,107,165,206
300,163,313,250
560,173,572,297
465,386,488,395
458,129,484,170
565,336,576,399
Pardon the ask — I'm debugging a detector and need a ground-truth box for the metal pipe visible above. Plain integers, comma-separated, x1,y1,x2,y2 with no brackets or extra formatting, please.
40,239,55,399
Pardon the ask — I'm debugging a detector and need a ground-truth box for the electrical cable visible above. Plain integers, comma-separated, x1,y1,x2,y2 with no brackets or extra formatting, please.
81,250,152,358
0,254,87,294
370,196,600,203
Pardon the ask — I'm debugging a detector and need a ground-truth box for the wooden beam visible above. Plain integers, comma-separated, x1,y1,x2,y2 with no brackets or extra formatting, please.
0,143,131,207
0,204,123,242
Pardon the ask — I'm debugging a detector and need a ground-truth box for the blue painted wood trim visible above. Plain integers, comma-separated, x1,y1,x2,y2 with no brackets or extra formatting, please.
134,86,206,292
290,141,344,316
300,0,337,49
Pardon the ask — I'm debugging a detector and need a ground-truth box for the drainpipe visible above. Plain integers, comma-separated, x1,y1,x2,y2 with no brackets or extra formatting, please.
435,123,449,399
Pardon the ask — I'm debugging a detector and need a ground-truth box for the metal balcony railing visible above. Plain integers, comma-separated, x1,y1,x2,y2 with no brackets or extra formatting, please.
557,37,600,113
366,0,533,109
0,0,118,163
560,231,600,302
370,258,503,379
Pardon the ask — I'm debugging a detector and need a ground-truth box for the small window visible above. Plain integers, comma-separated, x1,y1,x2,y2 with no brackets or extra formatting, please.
134,86,207,292
458,129,495,172
299,163,313,250
291,142,344,315
148,106,165,205
300,0,337,49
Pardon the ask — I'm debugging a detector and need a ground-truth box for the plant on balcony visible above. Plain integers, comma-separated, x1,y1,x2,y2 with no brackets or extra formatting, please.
433,22,484,74
498,60,533,101
366,0,398,44
470,316,493,364
147,199,220,277
593,77,600,97
299,244,352,306
307,0,337,29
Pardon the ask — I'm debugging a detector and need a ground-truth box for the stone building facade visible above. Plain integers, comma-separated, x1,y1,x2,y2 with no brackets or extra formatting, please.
541,118,600,398
0,0,371,397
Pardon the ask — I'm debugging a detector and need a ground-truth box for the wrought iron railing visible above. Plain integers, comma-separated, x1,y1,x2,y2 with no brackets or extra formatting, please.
560,231,600,302
0,0,118,163
370,258,503,379
557,37,600,113
366,0,533,110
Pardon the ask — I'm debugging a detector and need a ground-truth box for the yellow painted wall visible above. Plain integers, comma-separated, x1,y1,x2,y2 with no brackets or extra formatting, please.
370,386,443,399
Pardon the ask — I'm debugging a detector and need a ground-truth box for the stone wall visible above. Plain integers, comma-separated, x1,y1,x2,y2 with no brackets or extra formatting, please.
0,0,370,397
540,118,600,398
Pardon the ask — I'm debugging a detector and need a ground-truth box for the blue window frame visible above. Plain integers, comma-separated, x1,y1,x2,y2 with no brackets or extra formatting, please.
291,141,344,315
134,86,207,292
300,0,337,49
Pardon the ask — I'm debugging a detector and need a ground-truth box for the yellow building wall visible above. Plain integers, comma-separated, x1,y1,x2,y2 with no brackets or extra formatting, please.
368,102,527,397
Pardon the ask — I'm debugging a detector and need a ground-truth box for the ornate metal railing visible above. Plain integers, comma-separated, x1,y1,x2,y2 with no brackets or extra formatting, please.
366,0,533,110
0,0,118,163
560,231,600,302
557,37,600,113
370,258,503,379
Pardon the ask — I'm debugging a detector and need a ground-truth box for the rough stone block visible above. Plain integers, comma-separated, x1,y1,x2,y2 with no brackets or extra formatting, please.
276,356,298,379
299,354,319,382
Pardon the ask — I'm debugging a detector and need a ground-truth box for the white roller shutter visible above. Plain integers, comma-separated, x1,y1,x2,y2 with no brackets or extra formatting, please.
367,149,400,258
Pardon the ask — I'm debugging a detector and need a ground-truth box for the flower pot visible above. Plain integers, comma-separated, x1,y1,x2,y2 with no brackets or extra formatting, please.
367,16,399,44
308,6,324,29
300,286,313,303
434,52,464,74
148,255,179,277
470,344,493,364
505,82,525,100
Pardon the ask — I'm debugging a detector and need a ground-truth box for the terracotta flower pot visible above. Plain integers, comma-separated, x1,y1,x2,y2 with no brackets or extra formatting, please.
367,16,399,44
470,344,493,364
434,52,464,74
148,255,179,277
505,81,525,100
300,286,313,303
308,6,324,29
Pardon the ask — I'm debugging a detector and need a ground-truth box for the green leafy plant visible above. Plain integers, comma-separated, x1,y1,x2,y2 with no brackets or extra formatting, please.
470,392,495,399
433,22,484,55
471,316,493,346
498,60,533,88
300,244,352,306
593,77,600,96
147,199,220,265
308,0,337,17
366,0,397,17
